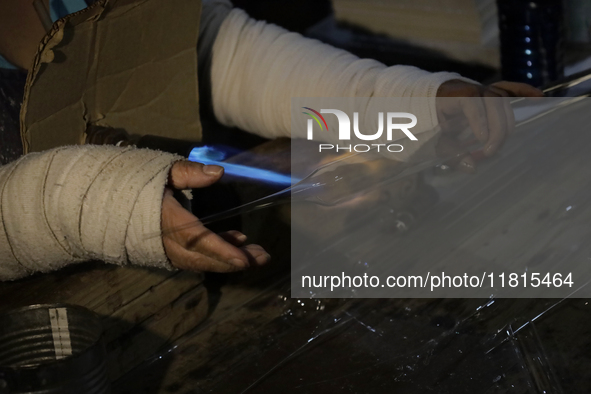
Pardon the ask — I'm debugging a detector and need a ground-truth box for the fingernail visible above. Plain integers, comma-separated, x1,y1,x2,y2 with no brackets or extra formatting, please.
236,233,247,242
256,253,271,264
229,258,248,268
203,165,224,176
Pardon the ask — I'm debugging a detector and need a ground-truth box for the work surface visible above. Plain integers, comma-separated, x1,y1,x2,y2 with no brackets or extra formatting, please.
115,293,591,393
115,99,591,393
2,117,591,392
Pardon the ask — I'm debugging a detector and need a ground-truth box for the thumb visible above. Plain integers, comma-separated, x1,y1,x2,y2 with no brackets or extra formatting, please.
168,161,224,190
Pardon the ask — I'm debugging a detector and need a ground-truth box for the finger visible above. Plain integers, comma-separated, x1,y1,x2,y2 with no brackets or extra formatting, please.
164,237,244,273
169,161,224,190
219,230,248,246
162,193,251,268
488,86,510,97
491,81,545,97
457,155,477,174
482,96,509,156
485,87,516,137
182,228,253,267
436,135,476,173
460,96,490,143
502,98,516,136
241,244,271,266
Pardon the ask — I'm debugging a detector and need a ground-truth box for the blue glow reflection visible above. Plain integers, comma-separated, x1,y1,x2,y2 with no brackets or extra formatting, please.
188,146,297,186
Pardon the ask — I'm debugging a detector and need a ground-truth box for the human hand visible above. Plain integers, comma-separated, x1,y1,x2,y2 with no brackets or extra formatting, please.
436,80,544,172
162,161,271,272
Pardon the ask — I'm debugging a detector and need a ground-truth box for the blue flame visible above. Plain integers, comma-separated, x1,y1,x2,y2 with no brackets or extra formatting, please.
188,146,297,186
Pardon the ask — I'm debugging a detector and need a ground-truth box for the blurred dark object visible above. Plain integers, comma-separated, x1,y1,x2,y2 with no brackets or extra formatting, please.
0,304,109,394
497,0,565,87
231,0,332,33
0,68,26,165
565,0,591,46
308,18,497,83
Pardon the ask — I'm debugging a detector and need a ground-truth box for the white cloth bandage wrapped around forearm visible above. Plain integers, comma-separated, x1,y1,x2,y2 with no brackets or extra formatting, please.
0,145,181,280
211,8,476,142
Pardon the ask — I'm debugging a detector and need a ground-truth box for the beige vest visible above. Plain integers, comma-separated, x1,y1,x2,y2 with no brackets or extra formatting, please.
20,0,203,153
